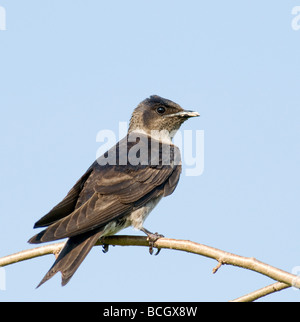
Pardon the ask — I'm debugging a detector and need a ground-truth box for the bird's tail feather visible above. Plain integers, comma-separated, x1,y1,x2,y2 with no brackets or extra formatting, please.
36,229,103,288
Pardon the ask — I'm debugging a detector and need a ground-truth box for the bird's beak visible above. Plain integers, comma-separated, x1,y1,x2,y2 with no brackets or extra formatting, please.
180,109,200,118
166,109,200,118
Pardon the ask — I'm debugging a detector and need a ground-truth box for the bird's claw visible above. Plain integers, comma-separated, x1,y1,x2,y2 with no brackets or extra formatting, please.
146,232,164,256
102,244,109,253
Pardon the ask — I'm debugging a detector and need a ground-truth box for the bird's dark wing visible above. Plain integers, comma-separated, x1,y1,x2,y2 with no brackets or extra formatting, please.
33,164,95,228
29,134,181,244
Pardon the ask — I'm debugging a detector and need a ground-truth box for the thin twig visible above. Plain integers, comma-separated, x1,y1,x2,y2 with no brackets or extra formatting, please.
231,282,290,302
212,261,223,274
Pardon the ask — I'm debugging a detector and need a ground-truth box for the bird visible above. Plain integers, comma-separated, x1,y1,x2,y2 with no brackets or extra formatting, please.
28,95,199,287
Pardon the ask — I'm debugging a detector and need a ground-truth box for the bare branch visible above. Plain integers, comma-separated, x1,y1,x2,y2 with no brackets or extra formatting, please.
231,282,290,302
0,242,65,267
0,235,298,301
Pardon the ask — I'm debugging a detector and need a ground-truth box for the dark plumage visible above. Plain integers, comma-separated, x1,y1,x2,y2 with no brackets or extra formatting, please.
28,95,199,287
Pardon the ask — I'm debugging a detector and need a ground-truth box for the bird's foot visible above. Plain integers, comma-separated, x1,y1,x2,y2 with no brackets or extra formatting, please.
141,227,164,255
148,233,164,256
102,243,109,253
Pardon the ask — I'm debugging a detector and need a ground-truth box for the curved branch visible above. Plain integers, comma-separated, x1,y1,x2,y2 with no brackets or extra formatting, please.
0,242,65,266
0,235,298,301
231,281,290,302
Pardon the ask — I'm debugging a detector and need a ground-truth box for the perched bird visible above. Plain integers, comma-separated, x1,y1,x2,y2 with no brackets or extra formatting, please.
28,95,199,287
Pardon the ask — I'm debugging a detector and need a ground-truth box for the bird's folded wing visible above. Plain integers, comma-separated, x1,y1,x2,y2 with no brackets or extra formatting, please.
33,164,95,228
29,134,182,243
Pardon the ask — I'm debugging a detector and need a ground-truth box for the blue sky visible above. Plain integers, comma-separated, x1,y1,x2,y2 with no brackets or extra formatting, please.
0,1,300,301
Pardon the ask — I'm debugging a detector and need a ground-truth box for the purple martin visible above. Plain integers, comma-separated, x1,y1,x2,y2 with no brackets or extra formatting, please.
28,95,199,287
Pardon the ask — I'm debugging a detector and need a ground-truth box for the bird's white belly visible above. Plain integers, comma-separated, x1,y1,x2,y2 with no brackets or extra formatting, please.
101,196,163,236
127,196,163,230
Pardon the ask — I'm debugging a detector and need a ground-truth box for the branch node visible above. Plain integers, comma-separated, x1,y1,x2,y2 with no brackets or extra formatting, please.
212,260,223,274
53,248,61,260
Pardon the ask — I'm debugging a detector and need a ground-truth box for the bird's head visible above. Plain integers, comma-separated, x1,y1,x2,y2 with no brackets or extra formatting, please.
129,95,199,141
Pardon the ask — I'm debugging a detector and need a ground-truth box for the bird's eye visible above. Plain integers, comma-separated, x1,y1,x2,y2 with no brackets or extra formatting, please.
156,106,166,114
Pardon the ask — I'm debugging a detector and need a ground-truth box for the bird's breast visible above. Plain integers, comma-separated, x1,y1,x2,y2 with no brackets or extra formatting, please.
126,196,163,230
100,196,163,237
